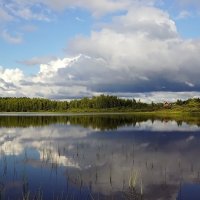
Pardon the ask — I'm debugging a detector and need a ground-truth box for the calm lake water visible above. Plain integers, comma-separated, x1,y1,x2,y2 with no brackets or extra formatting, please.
0,114,200,200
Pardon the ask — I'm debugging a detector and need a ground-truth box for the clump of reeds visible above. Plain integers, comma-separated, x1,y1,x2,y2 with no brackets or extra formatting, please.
123,170,143,200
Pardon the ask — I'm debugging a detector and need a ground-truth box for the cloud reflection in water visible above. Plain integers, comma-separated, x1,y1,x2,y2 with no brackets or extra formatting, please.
0,116,200,199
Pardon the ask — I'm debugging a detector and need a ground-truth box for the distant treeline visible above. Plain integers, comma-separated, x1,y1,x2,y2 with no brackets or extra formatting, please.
0,97,68,112
0,95,162,112
0,95,200,112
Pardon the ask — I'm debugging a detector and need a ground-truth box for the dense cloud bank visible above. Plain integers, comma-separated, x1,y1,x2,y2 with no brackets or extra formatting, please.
0,0,200,101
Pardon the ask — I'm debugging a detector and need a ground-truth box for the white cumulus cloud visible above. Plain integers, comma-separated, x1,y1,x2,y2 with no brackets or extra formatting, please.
0,2,200,101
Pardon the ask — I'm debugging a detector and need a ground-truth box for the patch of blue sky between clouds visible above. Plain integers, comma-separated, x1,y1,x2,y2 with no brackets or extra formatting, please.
0,6,93,75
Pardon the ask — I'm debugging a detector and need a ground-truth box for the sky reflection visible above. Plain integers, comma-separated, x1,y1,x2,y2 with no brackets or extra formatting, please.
0,115,200,199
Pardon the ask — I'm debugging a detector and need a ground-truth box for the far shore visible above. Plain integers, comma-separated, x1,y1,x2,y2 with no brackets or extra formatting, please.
0,110,199,116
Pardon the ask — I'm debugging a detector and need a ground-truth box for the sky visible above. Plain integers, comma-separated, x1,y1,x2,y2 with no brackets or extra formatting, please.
0,0,200,102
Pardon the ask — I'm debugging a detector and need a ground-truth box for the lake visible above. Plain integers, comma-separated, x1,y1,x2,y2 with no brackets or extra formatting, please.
0,114,200,200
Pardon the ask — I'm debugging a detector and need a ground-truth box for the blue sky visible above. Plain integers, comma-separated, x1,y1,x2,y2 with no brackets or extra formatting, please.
0,6,93,74
0,0,200,101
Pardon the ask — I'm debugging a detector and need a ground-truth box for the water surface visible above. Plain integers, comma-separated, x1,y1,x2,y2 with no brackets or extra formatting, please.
0,114,200,199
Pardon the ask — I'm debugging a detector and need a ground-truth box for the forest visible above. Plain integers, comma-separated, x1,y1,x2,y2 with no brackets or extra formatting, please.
0,95,199,112
0,95,161,112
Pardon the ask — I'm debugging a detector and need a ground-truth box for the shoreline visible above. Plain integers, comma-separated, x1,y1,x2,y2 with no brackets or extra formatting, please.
0,110,199,116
